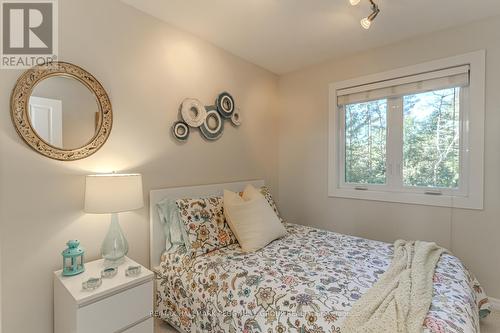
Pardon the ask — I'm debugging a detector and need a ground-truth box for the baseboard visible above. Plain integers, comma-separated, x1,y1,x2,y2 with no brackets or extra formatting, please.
490,297,500,311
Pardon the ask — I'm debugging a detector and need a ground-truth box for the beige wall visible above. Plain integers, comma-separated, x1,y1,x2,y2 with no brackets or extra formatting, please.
278,16,500,299
0,1,279,332
1,1,499,332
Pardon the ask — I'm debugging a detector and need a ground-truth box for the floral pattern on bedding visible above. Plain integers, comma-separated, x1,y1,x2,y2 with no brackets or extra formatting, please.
176,197,237,257
258,186,283,222
154,223,489,333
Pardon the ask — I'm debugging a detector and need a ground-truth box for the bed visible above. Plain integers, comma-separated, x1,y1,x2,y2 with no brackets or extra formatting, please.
149,180,490,333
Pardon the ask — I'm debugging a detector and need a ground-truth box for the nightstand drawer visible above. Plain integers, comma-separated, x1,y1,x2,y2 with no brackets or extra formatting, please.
123,318,153,333
78,280,153,333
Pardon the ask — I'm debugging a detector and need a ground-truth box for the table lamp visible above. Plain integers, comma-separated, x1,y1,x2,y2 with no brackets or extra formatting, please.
84,174,144,267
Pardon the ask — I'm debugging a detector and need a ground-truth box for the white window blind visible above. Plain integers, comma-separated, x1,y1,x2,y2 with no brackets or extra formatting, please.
337,65,470,106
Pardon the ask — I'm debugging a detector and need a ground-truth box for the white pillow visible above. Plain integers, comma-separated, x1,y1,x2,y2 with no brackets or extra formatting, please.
224,185,287,252
241,184,264,201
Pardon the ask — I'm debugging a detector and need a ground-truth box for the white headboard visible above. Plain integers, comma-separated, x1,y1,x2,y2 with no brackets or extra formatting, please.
149,179,265,268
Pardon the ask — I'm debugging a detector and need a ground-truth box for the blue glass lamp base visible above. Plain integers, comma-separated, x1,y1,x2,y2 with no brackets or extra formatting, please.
101,213,128,268
103,257,125,268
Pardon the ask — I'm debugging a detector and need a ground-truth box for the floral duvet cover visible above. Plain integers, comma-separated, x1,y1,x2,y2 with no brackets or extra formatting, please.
154,223,490,333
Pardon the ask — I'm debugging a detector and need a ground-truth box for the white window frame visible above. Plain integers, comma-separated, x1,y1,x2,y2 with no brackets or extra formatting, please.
328,50,485,209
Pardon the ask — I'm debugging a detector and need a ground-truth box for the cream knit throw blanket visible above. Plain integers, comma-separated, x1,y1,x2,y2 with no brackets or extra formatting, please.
342,240,446,333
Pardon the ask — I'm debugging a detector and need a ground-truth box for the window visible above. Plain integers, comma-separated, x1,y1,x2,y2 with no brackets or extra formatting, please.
329,51,485,209
402,88,460,189
344,99,387,185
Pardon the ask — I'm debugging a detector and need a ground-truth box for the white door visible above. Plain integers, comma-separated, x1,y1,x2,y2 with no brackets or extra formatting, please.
29,96,63,147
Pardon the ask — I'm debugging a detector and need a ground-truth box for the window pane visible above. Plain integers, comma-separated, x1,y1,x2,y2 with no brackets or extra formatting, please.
403,88,460,189
345,99,387,184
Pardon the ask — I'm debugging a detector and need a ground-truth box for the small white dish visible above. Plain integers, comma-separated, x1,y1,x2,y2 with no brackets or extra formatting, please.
82,277,102,291
125,265,141,277
101,267,117,279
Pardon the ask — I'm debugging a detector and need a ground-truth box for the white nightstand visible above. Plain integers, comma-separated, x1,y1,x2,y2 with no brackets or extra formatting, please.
54,257,154,333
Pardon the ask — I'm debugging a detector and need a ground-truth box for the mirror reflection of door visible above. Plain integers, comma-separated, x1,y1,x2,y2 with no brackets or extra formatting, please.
29,77,99,150
29,96,63,147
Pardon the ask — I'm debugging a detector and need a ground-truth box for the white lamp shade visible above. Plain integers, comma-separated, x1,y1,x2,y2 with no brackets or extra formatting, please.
84,174,144,214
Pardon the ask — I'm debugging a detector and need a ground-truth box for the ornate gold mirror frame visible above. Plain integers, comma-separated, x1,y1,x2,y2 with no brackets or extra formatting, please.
10,61,113,161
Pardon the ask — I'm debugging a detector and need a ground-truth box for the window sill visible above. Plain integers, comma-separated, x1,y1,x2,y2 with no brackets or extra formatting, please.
329,187,483,210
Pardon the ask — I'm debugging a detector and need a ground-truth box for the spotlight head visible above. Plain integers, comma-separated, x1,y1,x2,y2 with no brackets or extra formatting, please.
360,17,371,29
349,0,361,5
360,1,380,29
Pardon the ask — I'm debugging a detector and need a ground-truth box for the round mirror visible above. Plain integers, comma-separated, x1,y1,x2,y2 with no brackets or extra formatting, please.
11,62,112,161
29,76,99,150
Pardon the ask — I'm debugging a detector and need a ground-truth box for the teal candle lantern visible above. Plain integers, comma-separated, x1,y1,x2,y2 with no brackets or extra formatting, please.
61,240,85,276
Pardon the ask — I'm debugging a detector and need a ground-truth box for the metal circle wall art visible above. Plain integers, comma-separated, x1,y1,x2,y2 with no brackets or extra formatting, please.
231,109,242,126
172,91,240,142
200,107,224,141
172,121,190,141
216,92,235,119
180,98,207,127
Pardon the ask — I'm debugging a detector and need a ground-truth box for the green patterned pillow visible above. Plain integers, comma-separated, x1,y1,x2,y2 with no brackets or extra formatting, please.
176,196,237,256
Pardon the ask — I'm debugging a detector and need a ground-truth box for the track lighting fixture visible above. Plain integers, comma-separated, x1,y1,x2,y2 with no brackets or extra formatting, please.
350,0,380,30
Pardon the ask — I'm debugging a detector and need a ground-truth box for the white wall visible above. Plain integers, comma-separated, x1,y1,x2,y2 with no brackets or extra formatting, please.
278,16,500,300
0,1,279,332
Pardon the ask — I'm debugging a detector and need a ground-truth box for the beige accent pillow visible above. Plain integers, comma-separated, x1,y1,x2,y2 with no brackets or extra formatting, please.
224,185,287,252
241,184,264,201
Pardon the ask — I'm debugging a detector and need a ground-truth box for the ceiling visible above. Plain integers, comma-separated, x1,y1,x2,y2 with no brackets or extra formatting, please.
121,0,500,74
